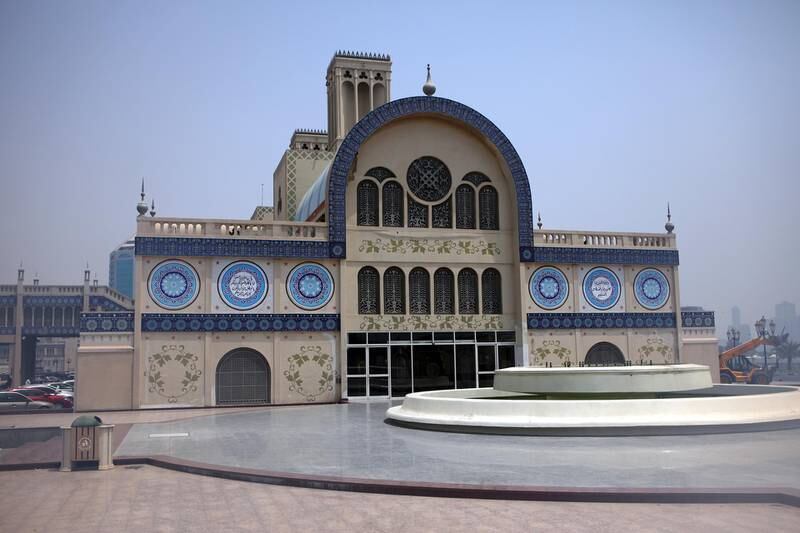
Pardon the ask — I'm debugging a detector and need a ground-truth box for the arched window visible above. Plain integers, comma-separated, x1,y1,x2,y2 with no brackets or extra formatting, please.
409,268,430,314
455,184,475,229
382,181,403,227
383,267,405,314
482,268,502,314
408,195,428,228
358,267,379,314
458,269,479,314
433,268,454,314
216,348,270,405
432,197,452,228
479,185,499,230
357,180,378,226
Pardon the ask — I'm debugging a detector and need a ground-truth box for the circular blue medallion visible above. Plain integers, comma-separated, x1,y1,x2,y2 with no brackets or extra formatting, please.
529,266,569,310
148,260,200,310
634,268,670,310
582,267,621,310
217,261,269,311
286,262,334,310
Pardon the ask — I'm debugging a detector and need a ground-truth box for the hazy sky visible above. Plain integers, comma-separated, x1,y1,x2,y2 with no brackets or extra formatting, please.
1,1,798,332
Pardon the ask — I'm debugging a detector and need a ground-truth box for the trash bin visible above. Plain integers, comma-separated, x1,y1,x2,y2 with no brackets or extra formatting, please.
60,415,114,472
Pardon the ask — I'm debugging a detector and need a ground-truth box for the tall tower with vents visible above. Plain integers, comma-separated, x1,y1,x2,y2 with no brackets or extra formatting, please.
326,51,392,151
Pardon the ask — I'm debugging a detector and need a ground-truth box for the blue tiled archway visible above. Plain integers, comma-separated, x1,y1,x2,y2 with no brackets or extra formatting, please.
326,96,534,260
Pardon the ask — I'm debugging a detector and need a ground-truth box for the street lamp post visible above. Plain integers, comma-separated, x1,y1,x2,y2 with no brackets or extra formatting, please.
754,316,776,370
726,326,740,350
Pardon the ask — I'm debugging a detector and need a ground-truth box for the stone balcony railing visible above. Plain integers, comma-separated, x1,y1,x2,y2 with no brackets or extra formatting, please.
137,217,328,241
533,229,676,249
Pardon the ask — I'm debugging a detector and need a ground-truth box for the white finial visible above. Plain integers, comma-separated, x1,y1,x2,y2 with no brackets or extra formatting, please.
423,64,436,96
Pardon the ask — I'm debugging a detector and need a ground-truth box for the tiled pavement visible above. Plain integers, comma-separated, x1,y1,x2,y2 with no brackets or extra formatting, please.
1,466,798,533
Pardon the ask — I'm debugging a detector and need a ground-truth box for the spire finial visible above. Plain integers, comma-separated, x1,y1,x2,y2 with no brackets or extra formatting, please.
423,64,436,96
537,211,543,230
137,178,149,216
150,198,156,217
665,202,674,233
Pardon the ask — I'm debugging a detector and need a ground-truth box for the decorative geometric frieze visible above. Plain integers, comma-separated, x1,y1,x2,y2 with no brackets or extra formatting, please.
0,296,17,306
531,247,679,266
22,326,81,336
680,310,715,328
358,314,505,331
135,237,332,258
358,238,501,256
326,96,534,259
89,296,132,312
527,312,676,330
141,313,340,332
81,312,135,333
23,296,82,306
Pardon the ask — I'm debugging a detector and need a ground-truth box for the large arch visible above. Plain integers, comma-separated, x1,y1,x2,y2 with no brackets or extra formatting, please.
585,342,625,366
215,348,271,405
326,96,534,260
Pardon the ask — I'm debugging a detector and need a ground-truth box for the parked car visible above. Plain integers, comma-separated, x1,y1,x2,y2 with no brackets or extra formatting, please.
21,385,73,398
50,380,74,392
13,388,73,409
0,391,53,410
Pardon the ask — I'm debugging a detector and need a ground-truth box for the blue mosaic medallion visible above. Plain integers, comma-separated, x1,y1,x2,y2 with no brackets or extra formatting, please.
582,267,621,311
148,260,199,310
286,262,334,311
634,268,670,310
217,261,268,311
529,267,569,310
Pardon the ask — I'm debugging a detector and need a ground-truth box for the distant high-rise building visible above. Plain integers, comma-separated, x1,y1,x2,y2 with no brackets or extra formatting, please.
109,238,135,299
731,306,742,327
775,301,797,339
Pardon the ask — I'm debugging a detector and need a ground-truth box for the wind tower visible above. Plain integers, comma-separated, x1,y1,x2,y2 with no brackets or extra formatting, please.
326,51,392,152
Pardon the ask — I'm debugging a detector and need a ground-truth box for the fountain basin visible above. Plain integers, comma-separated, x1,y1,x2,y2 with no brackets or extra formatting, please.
386,365,800,435
493,364,712,395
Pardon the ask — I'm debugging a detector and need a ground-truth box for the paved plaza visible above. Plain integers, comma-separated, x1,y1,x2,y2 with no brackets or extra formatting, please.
115,402,800,490
1,466,798,533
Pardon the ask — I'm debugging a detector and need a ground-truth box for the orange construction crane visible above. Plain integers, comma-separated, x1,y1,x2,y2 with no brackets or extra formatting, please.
719,334,787,384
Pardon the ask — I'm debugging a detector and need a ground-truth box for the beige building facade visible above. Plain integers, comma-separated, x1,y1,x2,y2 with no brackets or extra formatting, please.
76,51,718,410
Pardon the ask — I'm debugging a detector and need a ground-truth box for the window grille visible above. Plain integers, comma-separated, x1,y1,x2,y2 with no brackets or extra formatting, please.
408,195,428,227
433,268,455,314
365,166,396,182
358,267,379,314
216,349,270,405
462,172,490,187
409,268,430,314
432,197,452,228
455,185,475,229
458,269,479,314
479,185,499,230
383,267,405,315
406,156,452,202
482,268,502,314
357,180,378,226
382,181,403,227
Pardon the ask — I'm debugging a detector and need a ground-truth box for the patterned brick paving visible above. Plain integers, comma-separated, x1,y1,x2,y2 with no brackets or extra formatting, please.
0,466,797,532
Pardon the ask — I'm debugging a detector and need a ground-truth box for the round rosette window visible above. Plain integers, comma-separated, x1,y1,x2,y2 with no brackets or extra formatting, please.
406,156,452,202
529,266,569,310
634,268,670,310
148,260,200,310
582,267,621,311
218,261,269,311
286,262,334,311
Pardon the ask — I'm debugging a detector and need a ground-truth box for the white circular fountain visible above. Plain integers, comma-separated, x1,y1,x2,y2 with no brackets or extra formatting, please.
386,364,800,435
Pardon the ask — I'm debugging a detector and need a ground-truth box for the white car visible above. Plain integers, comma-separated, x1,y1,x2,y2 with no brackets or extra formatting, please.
0,391,53,409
